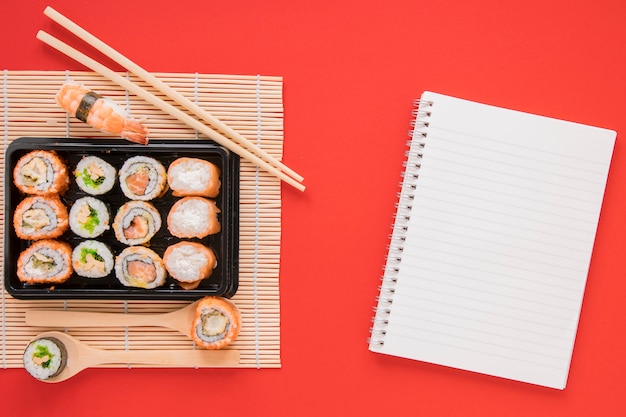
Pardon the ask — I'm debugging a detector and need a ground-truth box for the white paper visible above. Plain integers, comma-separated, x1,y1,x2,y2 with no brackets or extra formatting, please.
369,92,616,389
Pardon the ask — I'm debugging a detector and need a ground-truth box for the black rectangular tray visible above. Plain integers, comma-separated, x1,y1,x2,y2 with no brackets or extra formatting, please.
4,137,239,300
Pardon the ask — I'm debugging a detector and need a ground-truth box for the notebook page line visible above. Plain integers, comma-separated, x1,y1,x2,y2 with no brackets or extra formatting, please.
391,304,573,341
387,327,570,370
432,125,611,170
418,158,604,206
394,271,580,314
389,311,571,352
414,185,600,232
392,293,576,333
410,211,592,254
410,223,590,264
401,241,588,284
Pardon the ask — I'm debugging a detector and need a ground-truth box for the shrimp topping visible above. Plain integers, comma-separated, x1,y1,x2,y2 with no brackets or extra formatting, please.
56,82,149,145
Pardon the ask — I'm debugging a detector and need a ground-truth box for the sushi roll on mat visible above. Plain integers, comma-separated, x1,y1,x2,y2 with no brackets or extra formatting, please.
115,246,166,289
167,157,221,198
167,197,221,238
74,155,116,195
13,149,69,195
23,337,67,381
191,296,241,350
69,196,110,238
113,200,161,245
119,155,167,201
17,239,73,284
13,195,69,240
163,241,216,289
72,240,114,278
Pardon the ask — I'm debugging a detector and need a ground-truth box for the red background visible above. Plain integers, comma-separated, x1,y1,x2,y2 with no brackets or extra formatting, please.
2,1,626,415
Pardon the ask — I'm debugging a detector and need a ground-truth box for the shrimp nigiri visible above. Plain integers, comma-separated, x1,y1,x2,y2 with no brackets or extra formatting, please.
56,82,149,145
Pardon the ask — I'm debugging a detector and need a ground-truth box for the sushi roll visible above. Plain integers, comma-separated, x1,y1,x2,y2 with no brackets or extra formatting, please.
23,337,67,381
74,155,116,195
17,239,73,284
72,240,114,278
167,197,220,239
191,296,241,350
13,150,69,195
113,200,161,245
119,156,167,201
115,246,166,289
13,195,69,240
163,242,216,290
69,197,110,238
167,157,221,198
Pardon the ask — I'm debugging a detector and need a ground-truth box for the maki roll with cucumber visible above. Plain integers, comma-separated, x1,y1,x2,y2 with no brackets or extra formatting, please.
74,155,116,195
72,240,114,278
23,337,67,381
69,197,110,238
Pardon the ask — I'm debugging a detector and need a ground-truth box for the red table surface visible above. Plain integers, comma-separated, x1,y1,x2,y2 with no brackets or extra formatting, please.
2,1,626,415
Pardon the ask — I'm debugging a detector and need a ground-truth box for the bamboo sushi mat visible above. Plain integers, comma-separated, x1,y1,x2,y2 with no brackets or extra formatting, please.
0,70,282,369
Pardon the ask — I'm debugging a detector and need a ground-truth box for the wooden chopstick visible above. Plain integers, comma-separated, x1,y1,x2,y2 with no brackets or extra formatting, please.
43,6,303,185
39,7,305,191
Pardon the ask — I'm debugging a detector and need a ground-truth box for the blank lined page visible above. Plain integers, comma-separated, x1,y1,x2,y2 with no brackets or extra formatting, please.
369,92,616,389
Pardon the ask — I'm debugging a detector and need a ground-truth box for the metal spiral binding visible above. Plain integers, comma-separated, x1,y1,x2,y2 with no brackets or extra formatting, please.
368,98,433,349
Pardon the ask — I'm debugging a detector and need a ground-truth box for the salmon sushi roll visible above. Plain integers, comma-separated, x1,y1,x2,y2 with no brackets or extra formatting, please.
74,156,116,195
13,150,69,196
191,296,241,350
17,239,73,284
119,156,167,201
113,200,161,245
72,240,114,278
167,157,221,198
167,197,220,238
115,246,166,289
163,242,216,290
69,197,110,238
13,195,69,240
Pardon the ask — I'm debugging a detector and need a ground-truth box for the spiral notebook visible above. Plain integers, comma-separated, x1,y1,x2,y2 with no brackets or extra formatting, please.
369,91,616,389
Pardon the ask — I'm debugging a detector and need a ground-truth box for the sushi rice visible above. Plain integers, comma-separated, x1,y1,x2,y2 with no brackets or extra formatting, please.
167,157,221,198
163,241,216,289
167,197,221,238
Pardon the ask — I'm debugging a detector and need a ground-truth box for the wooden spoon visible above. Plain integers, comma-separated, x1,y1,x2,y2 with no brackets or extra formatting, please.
26,331,240,383
25,299,199,337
